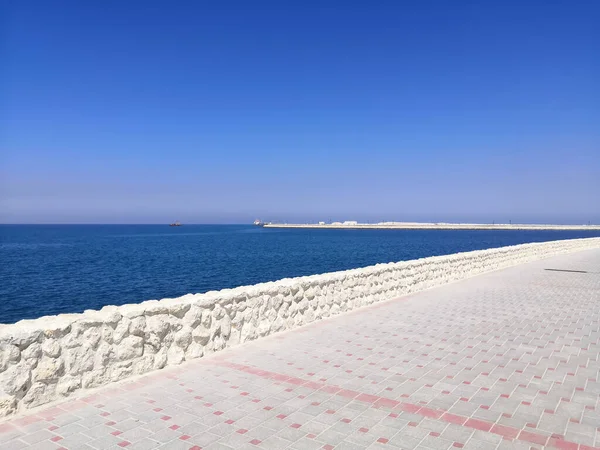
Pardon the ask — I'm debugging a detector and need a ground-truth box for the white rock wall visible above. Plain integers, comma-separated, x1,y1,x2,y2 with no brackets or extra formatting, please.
1,238,599,417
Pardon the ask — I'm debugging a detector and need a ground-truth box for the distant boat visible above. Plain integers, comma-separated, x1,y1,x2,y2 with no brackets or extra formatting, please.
169,221,182,227
253,219,265,227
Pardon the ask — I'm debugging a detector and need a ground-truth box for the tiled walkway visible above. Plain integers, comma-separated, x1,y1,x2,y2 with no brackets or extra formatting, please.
1,249,599,450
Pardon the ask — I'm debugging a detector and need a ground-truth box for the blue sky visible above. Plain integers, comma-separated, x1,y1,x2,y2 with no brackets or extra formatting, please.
1,0,599,224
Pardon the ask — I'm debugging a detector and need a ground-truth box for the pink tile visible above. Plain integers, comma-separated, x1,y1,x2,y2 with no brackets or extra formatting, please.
465,418,492,432
399,403,421,413
338,389,359,399
374,398,400,409
490,424,519,439
548,438,578,450
518,430,548,446
441,413,466,425
419,407,443,419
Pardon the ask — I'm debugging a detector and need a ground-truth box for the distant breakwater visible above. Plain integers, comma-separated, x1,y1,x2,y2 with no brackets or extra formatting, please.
1,237,599,418
263,222,600,230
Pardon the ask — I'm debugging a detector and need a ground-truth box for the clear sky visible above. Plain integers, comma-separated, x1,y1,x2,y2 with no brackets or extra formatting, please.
1,0,599,224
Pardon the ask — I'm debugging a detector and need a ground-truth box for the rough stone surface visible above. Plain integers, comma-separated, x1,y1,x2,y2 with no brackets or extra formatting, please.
0,237,599,417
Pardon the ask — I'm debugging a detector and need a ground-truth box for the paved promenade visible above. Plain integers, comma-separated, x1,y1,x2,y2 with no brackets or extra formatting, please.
1,249,599,450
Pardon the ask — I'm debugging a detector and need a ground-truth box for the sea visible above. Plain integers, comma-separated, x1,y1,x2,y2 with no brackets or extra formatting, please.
2,225,599,324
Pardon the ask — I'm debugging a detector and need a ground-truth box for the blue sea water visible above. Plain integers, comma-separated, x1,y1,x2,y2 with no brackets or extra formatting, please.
1,225,599,324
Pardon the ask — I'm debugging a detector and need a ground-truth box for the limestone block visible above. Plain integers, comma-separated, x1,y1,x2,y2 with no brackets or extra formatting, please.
129,316,146,337
257,321,271,337
119,303,146,318
0,343,21,372
22,382,54,408
153,349,167,370
220,315,232,338
167,302,190,319
228,325,241,346
98,306,122,324
272,317,286,332
76,314,105,329
202,309,212,328
33,358,64,383
182,305,203,328
272,294,284,310
0,364,31,397
65,345,94,375
100,325,114,345
139,300,169,315
132,354,154,375
82,369,110,389
167,346,185,365
145,314,171,340
82,327,102,348
3,328,42,350
113,319,131,344
297,299,309,312
140,342,156,357
213,335,225,352
0,390,17,417
212,304,225,320
304,308,316,323
111,361,133,381
192,325,210,345
278,302,290,318
145,334,161,350
56,375,81,396
41,339,61,359
115,336,144,361
174,327,192,349
94,342,113,369
21,342,42,363
185,342,204,360
233,300,248,312
266,309,277,323
240,322,257,343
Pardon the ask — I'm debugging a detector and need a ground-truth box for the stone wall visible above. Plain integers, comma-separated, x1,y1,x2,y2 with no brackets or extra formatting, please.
1,238,599,417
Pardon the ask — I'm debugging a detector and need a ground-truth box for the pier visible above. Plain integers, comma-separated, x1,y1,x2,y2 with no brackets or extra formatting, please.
263,222,600,231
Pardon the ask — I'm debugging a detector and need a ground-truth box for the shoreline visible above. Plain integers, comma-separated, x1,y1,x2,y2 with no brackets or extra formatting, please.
1,237,599,417
263,222,600,230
